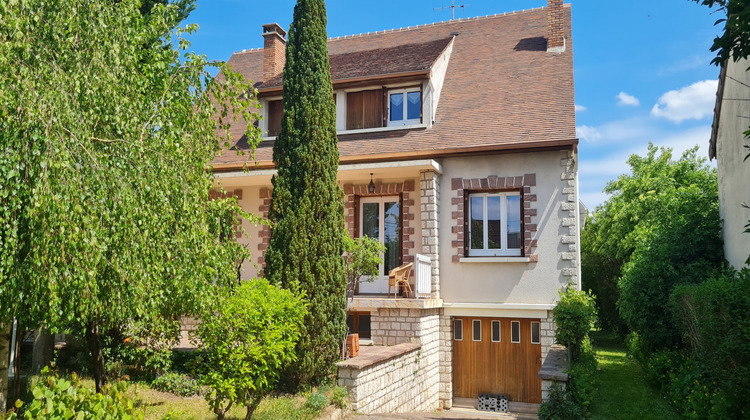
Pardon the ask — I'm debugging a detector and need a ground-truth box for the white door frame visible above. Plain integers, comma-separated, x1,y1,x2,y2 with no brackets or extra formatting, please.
358,195,400,294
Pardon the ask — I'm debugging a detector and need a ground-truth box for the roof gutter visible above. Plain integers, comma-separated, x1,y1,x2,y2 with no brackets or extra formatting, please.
212,138,578,172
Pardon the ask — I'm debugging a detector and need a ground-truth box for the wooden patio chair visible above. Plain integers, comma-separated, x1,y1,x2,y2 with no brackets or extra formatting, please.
388,262,414,298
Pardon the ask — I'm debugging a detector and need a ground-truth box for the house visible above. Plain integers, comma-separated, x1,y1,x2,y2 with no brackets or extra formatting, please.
709,58,750,270
212,0,578,413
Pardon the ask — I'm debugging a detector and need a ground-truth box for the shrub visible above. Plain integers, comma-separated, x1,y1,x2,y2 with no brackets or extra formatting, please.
552,284,597,362
304,391,329,412
331,386,348,410
641,349,732,419
151,373,200,397
170,350,202,375
672,268,750,418
196,278,306,420
568,338,597,417
538,384,581,420
6,367,142,419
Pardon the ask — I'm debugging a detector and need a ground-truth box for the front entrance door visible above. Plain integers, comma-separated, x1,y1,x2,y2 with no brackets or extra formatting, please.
358,196,400,294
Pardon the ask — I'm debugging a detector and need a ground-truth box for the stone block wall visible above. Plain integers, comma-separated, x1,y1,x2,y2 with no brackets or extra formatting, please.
347,308,441,413
541,310,556,360
559,150,580,287
438,312,453,409
338,344,439,414
539,344,568,401
420,170,441,297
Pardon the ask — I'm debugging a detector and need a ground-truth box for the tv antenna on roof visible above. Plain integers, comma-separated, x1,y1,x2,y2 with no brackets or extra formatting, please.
434,0,469,20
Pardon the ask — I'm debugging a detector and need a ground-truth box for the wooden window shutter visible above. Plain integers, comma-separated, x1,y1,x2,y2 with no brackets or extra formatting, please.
347,89,383,130
346,91,364,130
382,88,388,127
362,90,382,129
267,100,283,136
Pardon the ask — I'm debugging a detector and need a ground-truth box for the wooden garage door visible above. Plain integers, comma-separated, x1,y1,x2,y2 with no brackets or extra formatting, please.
452,317,542,403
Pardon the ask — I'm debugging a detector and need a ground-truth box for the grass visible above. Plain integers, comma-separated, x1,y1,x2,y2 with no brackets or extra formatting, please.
130,383,326,420
588,331,678,420
13,373,338,420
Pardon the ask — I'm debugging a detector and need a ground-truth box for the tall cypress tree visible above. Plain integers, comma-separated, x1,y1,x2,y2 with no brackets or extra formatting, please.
264,0,347,386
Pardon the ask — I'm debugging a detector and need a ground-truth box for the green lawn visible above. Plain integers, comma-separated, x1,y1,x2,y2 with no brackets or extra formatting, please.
589,332,678,420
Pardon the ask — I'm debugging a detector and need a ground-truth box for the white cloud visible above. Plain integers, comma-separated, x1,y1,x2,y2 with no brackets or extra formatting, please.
616,92,640,106
575,104,587,112
651,80,718,123
576,125,601,143
577,117,654,144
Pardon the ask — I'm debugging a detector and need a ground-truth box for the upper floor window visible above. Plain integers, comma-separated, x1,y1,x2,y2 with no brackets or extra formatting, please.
267,99,283,137
468,192,522,257
388,87,421,127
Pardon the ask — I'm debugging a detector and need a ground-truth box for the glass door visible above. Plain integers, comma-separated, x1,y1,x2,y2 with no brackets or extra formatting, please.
358,196,400,294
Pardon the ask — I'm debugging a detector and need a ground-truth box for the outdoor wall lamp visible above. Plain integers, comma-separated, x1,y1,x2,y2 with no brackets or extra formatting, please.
368,173,376,194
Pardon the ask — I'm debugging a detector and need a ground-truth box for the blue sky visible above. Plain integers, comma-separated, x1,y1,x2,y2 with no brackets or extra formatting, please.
185,0,723,210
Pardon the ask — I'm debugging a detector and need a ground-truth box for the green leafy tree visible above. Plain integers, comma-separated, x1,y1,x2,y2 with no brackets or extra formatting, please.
581,144,720,339
690,0,750,66
196,279,306,420
343,236,385,300
0,0,260,393
591,145,723,352
580,217,626,334
263,0,347,387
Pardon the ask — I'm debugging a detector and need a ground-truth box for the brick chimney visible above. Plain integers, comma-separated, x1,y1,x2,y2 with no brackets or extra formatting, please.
546,0,565,53
262,23,287,81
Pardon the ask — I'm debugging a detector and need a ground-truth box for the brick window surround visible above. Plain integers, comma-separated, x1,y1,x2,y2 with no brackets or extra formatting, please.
257,181,417,273
343,180,417,265
450,174,538,262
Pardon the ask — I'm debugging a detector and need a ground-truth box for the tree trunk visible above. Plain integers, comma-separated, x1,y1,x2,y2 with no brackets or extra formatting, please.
245,394,262,420
11,328,21,404
32,328,54,373
0,324,10,413
85,322,107,393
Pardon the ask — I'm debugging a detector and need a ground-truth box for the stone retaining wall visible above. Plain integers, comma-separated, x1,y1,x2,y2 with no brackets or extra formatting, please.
538,344,568,401
337,343,439,414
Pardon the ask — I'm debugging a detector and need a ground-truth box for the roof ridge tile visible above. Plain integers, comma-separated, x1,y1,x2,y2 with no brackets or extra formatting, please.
327,7,546,42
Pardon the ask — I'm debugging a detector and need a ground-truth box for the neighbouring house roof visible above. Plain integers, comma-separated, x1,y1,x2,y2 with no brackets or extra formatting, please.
214,5,576,170
709,64,727,160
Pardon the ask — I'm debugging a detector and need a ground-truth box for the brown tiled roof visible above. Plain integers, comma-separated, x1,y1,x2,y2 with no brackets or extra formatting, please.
215,5,576,169
258,37,454,90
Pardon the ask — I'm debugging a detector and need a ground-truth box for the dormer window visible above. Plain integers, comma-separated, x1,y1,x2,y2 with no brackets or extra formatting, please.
388,87,421,127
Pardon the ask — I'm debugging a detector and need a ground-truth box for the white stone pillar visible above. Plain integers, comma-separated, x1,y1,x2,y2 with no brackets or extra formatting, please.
420,170,441,298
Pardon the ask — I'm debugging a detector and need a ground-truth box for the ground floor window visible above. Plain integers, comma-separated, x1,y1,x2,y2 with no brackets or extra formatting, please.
346,312,371,339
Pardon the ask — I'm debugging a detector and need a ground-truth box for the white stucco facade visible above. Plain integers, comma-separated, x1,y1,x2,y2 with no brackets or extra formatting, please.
713,58,750,270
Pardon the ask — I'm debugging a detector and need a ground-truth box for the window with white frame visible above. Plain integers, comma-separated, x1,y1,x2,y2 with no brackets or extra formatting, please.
472,320,481,341
531,321,541,344
388,87,421,126
511,321,521,343
491,320,501,342
454,319,463,341
468,191,522,256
